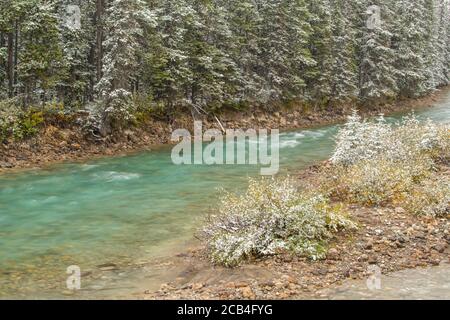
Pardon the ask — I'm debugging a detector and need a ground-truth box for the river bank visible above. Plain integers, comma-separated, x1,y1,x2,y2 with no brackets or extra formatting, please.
1,86,450,172
142,164,450,300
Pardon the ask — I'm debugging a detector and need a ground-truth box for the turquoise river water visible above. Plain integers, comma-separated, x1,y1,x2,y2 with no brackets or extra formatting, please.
1,91,449,299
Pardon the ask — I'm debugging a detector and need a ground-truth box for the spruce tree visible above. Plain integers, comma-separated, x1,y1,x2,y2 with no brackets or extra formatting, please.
142,0,194,111
391,0,428,97
221,0,264,105
258,0,315,103
306,0,333,107
96,0,155,97
328,0,359,104
358,0,398,104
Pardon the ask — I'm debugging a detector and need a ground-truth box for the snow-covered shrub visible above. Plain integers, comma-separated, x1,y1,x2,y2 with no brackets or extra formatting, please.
201,177,356,267
404,177,450,217
331,111,449,166
103,89,137,131
331,111,391,166
327,111,448,206
392,116,449,161
81,103,106,140
327,156,432,206
82,90,138,138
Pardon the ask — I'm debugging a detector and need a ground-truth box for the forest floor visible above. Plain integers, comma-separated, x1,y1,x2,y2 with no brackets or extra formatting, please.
1,85,450,172
139,163,450,300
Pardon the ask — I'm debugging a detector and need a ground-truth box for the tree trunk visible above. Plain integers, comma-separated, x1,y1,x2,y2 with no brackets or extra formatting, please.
0,32,4,87
13,20,18,91
7,32,14,98
88,40,96,101
96,0,105,84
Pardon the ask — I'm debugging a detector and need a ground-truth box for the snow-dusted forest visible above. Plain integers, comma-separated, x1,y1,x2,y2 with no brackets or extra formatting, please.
0,0,449,134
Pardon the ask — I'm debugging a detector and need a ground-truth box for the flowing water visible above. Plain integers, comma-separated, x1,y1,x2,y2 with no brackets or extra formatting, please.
1,91,449,299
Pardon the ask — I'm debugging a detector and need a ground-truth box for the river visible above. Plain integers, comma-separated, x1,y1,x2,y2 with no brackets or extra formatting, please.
0,91,449,299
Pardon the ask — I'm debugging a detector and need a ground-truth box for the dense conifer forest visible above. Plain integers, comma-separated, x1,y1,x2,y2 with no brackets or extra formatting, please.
0,0,449,137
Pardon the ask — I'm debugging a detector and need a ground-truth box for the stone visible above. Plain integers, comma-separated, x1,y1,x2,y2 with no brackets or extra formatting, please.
240,286,255,299
159,283,172,291
62,290,75,296
278,292,290,299
364,240,374,250
71,143,81,150
368,256,378,264
415,231,426,240
224,282,236,289
327,248,339,260
312,268,328,276
260,280,275,288
281,275,298,284
395,207,406,214
430,259,440,266
192,283,204,290
0,162,13,168
359,254,369,262
97,263,118,271
432,243,447,253
234,281,249,288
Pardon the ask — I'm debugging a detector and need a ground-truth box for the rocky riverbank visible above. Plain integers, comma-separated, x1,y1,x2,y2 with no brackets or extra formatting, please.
1,86,449,172
141,164,450,300
143,208,449,300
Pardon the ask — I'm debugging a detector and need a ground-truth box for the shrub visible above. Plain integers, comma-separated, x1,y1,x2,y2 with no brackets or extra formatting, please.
41,101,77,125
201,177,356,267
331,111,449,166
17,109,44,139
326,111,448,206
404,177,450,217
0,99,44,141
330,111,391,166
391,115,449,162
0,99,21,141
325,156,433,206
104,89,137,131
82,90,138,139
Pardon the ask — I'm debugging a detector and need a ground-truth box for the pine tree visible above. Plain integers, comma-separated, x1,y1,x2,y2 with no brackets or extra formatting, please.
57,0,96,107
421,0,450,91
305,0,333,106
142,0,194,111
1,0,450,124
258,0,315,102
183,0,239,110
391,0,428,97
96,0,155,97
358,0,398,104
221,0,264,105
328,0,358,104
16,0,65,105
